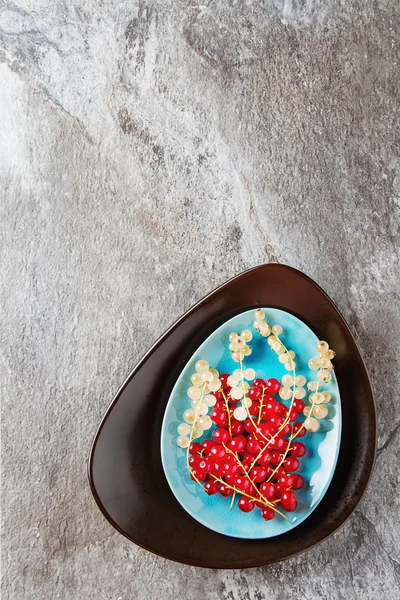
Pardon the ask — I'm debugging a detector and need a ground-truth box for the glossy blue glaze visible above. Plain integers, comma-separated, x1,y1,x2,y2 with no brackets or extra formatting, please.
161,308,342,539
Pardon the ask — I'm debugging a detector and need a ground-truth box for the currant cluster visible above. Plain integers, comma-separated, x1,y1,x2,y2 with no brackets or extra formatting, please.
176,309,336,522
186,375,307,519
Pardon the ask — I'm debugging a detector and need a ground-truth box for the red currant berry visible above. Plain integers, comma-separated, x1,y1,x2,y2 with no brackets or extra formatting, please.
213,428,229,445
243,418,257,433
201,439,216,455
285,456,300,472
228,435,246,452
189,442,202,455
223,461,239,477
210,461,225,477
210,444,226,461
238,497,255,512
213,390,223,401
286,409,298,422
189,455,200,468
257,422,272,437
268,415,283,431
246,435,261,454
261,506,275,520
278,472,294,488
291,474,304,490
271,435,286,451
219,484,233,497
274,483,284,497
250,466,267,483
204,480,219,495
291,442,306,457
234,477,251,492
256,450,271,467
259,481,275,499
253,378,266,389
224,472,236,484
292,399,305,413
210,409,228,428
198,458,211,473
277,403,287,416
270,450,282,466
248,401,260,416
263,397,280,416
281,490,297,512
293,423,306,438
230,419,244,436
249,386,261,401
281,424,291,436
266,378,280,394
241,451,253,464
190,468,206,481
219,374,230,389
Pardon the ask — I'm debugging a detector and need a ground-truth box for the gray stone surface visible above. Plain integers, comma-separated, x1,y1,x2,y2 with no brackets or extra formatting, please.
1,0,400,598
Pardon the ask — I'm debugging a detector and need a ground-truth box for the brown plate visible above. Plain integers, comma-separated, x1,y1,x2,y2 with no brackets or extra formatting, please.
88,264,376,568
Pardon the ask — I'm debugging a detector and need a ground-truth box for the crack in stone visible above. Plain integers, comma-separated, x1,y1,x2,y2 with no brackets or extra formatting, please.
376,421,400,457
355,510,400,574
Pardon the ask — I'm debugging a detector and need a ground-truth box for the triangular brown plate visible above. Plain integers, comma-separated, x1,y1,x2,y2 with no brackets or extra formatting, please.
88,264,376,568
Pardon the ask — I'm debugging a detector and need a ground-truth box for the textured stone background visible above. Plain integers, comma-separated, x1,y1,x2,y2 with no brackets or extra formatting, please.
1,0,400,598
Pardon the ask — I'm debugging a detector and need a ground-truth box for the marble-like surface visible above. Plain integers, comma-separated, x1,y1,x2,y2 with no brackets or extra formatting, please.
1,0,399,598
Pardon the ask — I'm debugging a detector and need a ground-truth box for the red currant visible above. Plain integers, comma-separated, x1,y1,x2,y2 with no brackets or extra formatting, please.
213,428,230,444
266,378,280,394
248,401,260,416
223,461,238,476
210,461,225,477
256,450,271,466
259,481,275,499
253,378,266,389
261,506,275,520
213,390,223,401
190,468,206,481
244,418,257,433
292,399,305,413
293,422,306,438
234,476,251,492
291,442,306,457
263,397,280,416
201,439,216,455
197,458,211,473
238,497,255,512
210,408,228,428
271,435,286,451
281,423,291,436
274,483,284,497
210,444,226,461
250,466,267,483
278,472,293,488
285,456,300,472
219,484,233,497
268,415,283,431
189,455,200,468
204,480,219,495
291,474,304,490
230,419,244,436
219,373,230,389
269,450,282,466
248,386,261,401
189,442,202,455
246,435,261,454
281,490,297,512
228,435,246,452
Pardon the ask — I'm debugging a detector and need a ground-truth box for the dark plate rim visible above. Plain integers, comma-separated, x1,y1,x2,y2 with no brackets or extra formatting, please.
88,263,377,568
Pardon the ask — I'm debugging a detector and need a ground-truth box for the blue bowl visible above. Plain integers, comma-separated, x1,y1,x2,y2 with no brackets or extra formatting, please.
161,308,342,539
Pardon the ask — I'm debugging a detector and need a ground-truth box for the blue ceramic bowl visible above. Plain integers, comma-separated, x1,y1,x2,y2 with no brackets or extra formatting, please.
161,308,341,539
